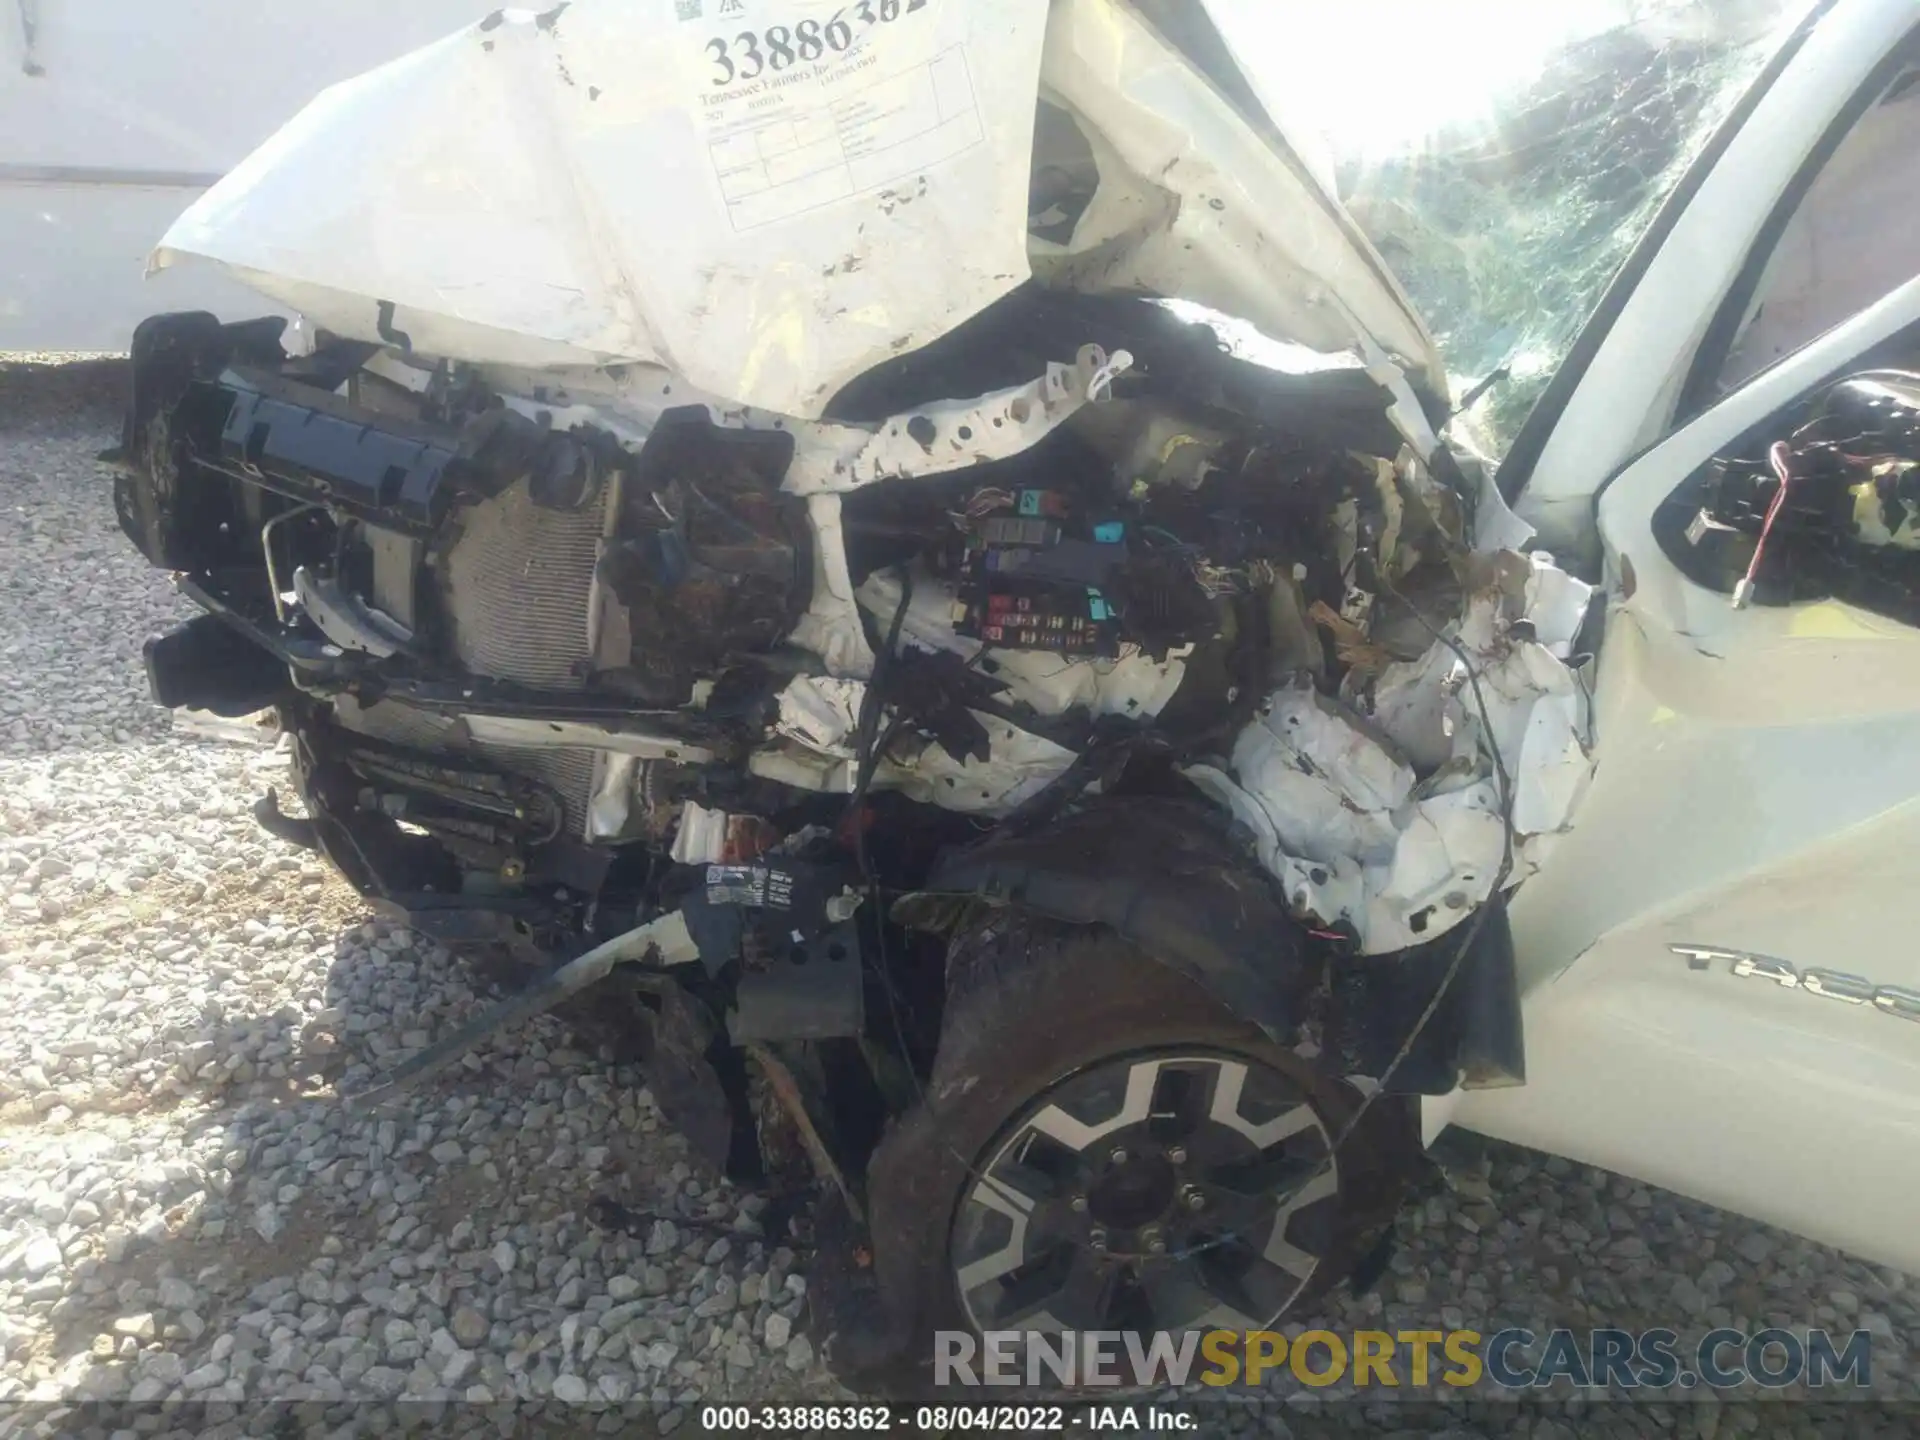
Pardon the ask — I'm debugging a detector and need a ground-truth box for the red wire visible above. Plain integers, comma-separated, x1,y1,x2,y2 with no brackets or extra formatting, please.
1743,440,1794,590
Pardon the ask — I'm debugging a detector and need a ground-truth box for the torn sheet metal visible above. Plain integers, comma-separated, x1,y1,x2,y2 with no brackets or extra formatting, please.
669,803,779,866
1035,0,1447,401
752,675,1078,816
479,342,1131,500
1367,554,1596,837
153,0,1054,419
1193,551,1597,954
586,752,642,841
792,495,876,678
1229,687,1414,863
1522,550,1595,659
771,675,866,757
1362,783,1509,954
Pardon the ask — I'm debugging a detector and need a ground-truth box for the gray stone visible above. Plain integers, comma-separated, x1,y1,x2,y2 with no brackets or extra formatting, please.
111,1313,157,1341
440,1348,478,1387
182,1362,227,1392
156,1277,197,1311
141,1352,185,1386
450,1306,490,1348
19,1235,63,1279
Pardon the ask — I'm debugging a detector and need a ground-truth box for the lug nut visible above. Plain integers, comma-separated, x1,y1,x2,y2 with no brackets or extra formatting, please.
1109,1147,1128,1166
1089,1229,1108,1253
1070,1196,1089,1212
1167,1146,1187,1165
1184,1188,1207,1212
1142,1228,1167,1255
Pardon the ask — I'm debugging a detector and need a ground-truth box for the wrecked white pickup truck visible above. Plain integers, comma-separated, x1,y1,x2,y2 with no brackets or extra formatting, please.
110,0,1920,1392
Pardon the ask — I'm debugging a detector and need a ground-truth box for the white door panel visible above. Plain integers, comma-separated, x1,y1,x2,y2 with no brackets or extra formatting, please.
1453,272,1920,1270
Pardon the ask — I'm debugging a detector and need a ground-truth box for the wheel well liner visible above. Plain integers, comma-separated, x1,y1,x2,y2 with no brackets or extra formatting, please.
923,797,1316,1046
918,795,1525,1095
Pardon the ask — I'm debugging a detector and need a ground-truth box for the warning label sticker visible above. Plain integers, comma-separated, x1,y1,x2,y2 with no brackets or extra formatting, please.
685,0,984,232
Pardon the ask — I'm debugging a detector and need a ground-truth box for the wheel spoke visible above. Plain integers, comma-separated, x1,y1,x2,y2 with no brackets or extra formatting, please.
952,1051,1340,1339
1250,1163,1338,1278
1207,1146,1320,1200
989,1241,1078,1326
954,1174,1038,1292
1128,1259,1251,1336
1259,1204,1329,1280
1147,1064,1208,1143
1027,1059,1158,1151
993,1158,1061,1205
1012,1129,1083,1184
1194,1248,1270,1329
1051,1249,1127,1330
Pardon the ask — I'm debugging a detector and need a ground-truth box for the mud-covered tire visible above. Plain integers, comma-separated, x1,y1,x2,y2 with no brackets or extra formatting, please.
849,913,1420,1397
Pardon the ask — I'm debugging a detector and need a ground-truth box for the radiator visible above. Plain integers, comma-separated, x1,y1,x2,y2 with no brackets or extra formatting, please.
440,476,609,693
333,476,615,837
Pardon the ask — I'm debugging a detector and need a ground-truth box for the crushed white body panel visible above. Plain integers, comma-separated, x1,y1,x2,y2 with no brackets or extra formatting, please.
141,0,1586,959
1193,553,1597,954
152,0,1441,421
1033,0,1445,398
1230,688,1414,864
754,675,1078,817
155,0,1055,418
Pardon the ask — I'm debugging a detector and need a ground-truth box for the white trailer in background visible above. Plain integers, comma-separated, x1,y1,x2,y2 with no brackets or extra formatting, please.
0,0,488,351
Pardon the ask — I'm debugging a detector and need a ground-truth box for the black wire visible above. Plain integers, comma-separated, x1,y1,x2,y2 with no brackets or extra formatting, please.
1167,578,1520,1264
844,569,914,828
850,560,1522,1286
844,574,1099,1215
1453,364,1511,419
846,568,934,1098
1336,580,1518,1110
1359,579,1505,1090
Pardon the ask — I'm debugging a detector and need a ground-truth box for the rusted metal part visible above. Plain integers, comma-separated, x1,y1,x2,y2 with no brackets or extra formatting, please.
745,1042,865,1226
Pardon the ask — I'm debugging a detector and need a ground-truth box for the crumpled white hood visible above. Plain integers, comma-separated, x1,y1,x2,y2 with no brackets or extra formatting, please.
156,0,1051,417
151,0,1445,420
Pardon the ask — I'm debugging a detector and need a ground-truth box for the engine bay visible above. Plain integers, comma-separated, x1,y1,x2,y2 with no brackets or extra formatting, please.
113,285,1597,1185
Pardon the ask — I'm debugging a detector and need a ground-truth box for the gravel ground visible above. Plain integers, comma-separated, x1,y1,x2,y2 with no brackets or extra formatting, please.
1,357,1915,1439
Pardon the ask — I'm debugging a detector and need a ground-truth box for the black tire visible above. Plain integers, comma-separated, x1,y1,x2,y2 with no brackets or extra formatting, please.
850,913,1419,1397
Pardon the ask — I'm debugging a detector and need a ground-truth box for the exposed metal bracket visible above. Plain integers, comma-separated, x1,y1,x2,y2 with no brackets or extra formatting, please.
342,910,700,1108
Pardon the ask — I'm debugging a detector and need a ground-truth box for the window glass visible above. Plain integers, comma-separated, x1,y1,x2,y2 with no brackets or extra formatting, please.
1714,62,1920,394
1235,0,1803,451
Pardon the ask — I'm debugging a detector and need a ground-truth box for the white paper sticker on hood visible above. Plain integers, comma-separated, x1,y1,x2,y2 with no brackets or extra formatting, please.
691,1,988,233
153,0,1051,419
